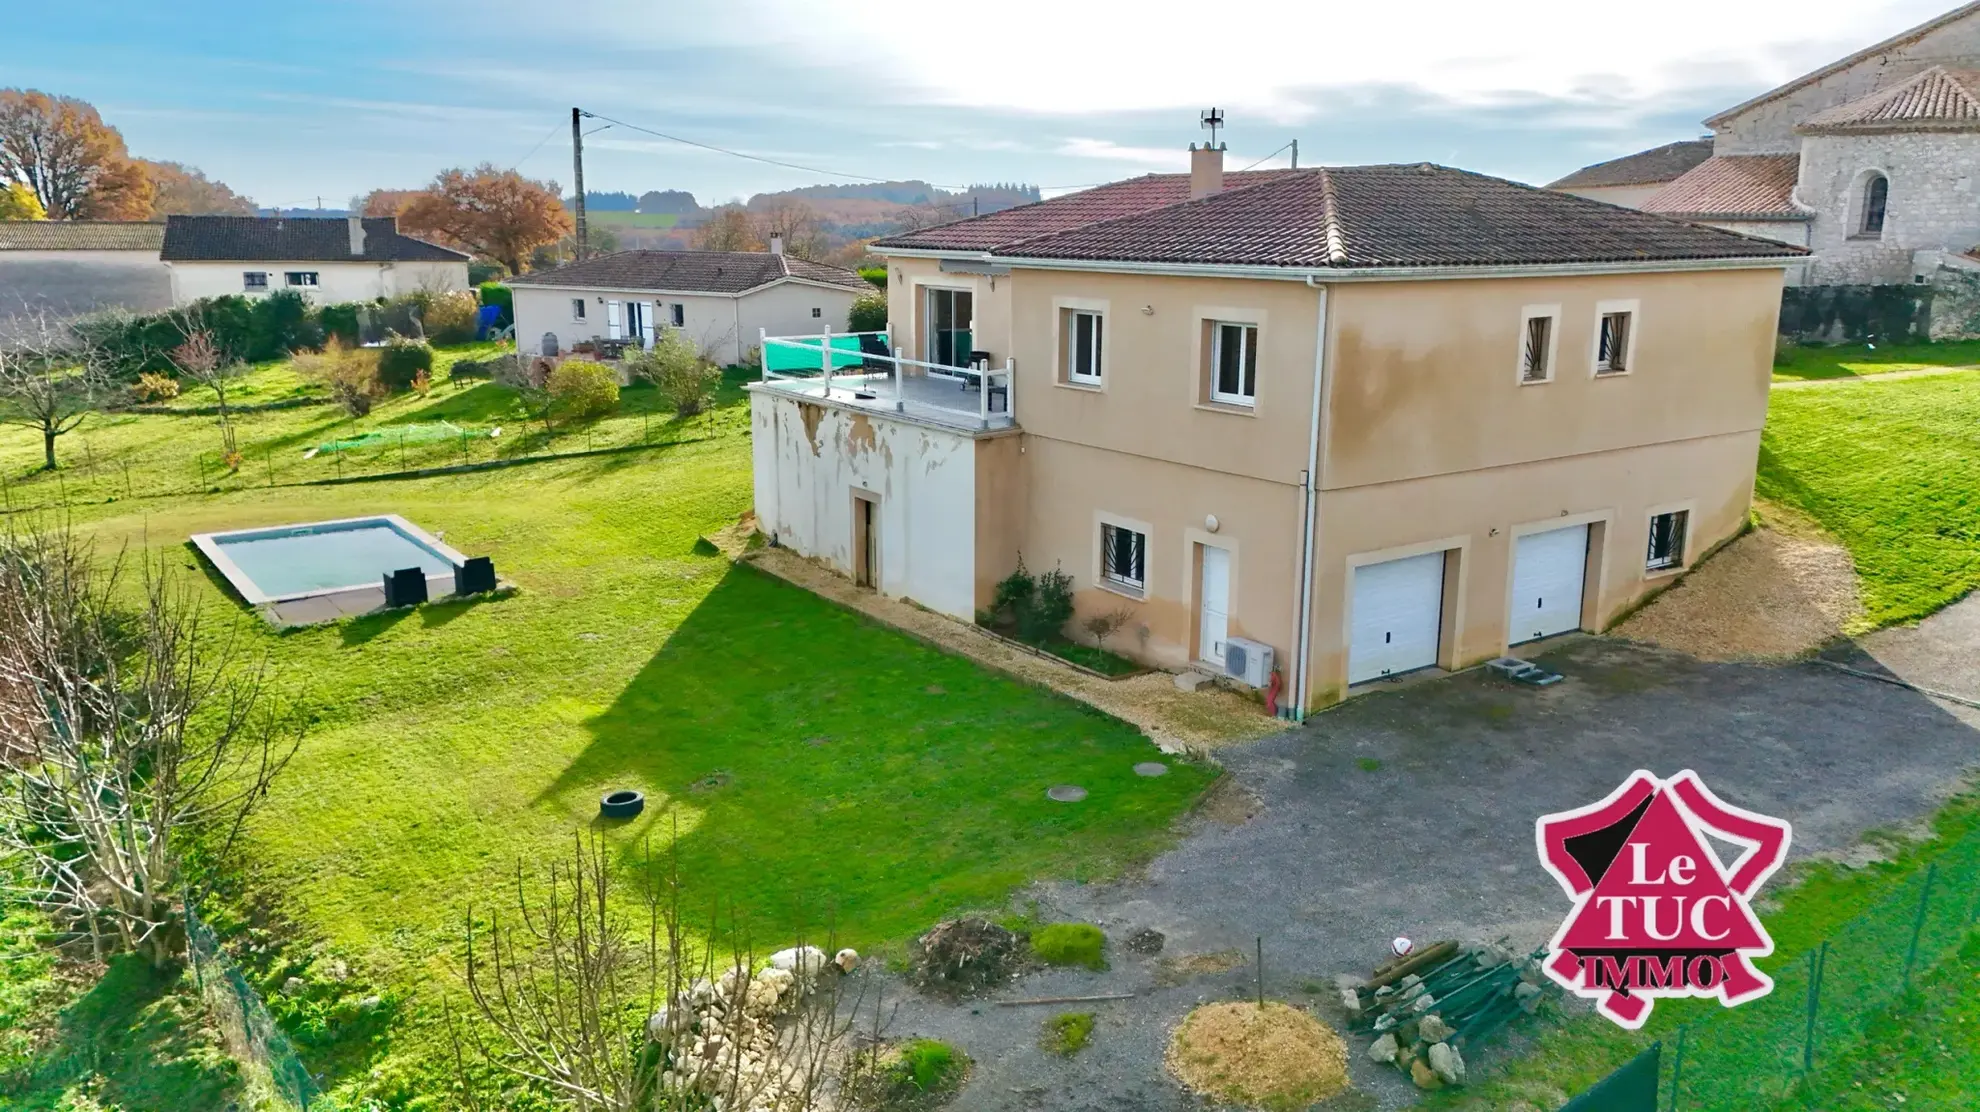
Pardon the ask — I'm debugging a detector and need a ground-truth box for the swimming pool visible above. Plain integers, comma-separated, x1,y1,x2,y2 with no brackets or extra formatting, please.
192,515,467,607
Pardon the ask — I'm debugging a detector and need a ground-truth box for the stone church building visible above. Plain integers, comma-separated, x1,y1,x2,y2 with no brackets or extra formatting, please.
1551,2,1980,338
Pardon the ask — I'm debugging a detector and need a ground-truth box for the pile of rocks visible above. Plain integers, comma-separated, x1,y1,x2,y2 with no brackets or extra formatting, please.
1342,940,1550,1091
646,945,859,1112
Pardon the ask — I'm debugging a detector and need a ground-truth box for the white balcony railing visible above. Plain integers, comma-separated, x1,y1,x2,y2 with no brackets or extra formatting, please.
758,328,1014,431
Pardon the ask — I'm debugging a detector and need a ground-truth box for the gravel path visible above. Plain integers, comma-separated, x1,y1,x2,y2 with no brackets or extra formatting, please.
1613,518,1861,660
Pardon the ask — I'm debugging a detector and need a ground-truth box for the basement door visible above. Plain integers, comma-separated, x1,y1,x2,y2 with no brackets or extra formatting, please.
1348,551,1445,685
853,495,878,589
1198,545,1230,668
1510,524,1588,644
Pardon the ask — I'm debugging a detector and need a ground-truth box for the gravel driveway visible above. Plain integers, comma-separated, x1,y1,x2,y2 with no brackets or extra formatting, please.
877,634,1980,1111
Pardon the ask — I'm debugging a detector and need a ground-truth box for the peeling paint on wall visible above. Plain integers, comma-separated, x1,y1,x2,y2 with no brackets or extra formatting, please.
797,402,824,457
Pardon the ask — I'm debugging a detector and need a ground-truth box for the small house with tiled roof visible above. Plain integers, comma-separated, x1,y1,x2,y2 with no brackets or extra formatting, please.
748,137,1801,713
508,245,870,365
160,214,470,306
0,221,170,333
1552,2,1980,307
1548,140,1714,209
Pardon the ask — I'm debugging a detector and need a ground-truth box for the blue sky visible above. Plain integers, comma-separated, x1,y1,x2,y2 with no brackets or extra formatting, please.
11,0,1960,208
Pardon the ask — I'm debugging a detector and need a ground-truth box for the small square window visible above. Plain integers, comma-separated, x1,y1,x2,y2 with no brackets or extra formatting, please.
811,307,822,318
1520,311,1555,383
671,303,685,327
1647,510,1688,571
1063,308,1104,385
571,298,587,321
1596,311,1633,375
243,271,269,291
285,271,319,287
1101,522,1146,592
1209,321,1258,405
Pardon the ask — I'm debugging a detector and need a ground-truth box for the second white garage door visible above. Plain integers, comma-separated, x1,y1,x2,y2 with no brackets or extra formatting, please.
1510,524,1589,644
1348,551,1445,685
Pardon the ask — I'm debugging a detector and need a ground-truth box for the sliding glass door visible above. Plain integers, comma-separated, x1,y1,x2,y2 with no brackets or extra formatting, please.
925,287,973,370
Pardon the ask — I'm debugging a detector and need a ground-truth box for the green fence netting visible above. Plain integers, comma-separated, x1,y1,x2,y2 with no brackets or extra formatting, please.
763,332,887,374
187,899,319,1109
312,421,493,457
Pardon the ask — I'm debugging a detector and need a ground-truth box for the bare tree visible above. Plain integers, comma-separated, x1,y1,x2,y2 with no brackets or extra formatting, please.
0,313,115,471
752,200,829,261
452,830,877,1112
0,523,302,967
169,323,246,461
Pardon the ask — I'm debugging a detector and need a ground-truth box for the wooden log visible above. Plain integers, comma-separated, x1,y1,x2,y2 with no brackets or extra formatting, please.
1364,940,1461,992
993,992,1136,1007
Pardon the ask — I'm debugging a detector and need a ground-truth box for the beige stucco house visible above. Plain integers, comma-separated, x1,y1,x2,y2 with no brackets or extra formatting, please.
160,215,470,306
748,146,1803,715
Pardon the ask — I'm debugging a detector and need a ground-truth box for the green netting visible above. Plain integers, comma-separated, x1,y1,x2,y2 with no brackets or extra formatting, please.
763,332,886,374
313,421,491,456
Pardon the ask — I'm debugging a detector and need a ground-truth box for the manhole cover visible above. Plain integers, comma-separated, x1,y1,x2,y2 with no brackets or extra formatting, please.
1047,784,1088,803
1134,762,1169,777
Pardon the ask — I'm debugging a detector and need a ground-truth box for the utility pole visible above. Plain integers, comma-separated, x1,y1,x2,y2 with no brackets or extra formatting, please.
571,107,588,261
1291,139,1299,170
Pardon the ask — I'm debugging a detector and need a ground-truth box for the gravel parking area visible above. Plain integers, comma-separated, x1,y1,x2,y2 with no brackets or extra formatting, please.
1613,519,1862,660
878,636,1980,1111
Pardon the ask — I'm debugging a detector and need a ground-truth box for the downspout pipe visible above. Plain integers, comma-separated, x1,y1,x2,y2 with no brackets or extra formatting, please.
1293,277,1329,722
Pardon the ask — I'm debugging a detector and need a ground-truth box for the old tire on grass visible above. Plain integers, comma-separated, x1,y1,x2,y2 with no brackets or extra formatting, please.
600,790,645,819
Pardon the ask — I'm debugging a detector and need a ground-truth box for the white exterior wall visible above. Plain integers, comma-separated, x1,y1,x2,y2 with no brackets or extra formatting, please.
749,389,979,620
1796,132,1980,285
0,250,170,326
166,259,466,305
1556,183,1667,209
514,279,862,364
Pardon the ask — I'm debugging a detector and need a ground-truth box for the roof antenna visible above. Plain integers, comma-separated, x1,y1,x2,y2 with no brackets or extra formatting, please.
1200,107,1225,147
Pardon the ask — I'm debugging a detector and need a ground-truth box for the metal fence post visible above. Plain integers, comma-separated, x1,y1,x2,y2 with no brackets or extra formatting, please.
1802,940,1827,1073
1902,862,1937,991
1669,1023,1686,1112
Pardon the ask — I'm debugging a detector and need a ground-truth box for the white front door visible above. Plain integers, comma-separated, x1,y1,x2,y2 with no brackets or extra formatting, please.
1199,545,1230,666
1511,524,1589,644
1348,551,1445,685
605,300,623,340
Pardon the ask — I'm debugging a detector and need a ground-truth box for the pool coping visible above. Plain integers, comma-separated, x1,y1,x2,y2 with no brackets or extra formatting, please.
191,513,471,607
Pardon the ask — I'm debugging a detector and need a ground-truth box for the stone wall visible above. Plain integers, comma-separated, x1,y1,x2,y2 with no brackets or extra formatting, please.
1798,132,1980,286
1777,284,1932,343
1926,264,1980,340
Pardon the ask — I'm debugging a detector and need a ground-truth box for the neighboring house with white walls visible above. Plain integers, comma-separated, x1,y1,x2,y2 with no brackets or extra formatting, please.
748,143,1804,715
508,249,870,365
1550,2,1980,316
160,215,470,305
0,221,169,338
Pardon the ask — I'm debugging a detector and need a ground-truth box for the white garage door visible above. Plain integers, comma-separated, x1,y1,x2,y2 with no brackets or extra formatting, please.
1510,524,1589,644
1349,551,1445,685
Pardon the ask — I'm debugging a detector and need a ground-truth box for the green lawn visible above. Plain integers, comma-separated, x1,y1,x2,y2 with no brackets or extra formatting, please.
1757,371,1980,625
0,348,1212,1109
1772,338,1980,382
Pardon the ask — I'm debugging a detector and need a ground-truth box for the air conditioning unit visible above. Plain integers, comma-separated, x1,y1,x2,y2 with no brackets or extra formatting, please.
1224,637,1275,688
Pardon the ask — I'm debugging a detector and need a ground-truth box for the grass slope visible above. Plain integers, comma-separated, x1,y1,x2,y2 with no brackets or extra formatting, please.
1772,339,1980,382
4,350,1211,1107
1758,372,1980,625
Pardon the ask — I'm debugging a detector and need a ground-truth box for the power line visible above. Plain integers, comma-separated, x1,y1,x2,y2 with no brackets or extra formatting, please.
577,108,924,187
1238,142,1296,172
510,120,565,171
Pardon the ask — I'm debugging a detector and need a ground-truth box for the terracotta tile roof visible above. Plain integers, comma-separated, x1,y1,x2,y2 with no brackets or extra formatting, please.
1706,1,1980,128
1548,140,1714,190
161,215,468,262
0,220,164,252
873,170,1302,251
507,250,868,294
971,164,1801,269
1799,66,1980,132
1640,155,1807,220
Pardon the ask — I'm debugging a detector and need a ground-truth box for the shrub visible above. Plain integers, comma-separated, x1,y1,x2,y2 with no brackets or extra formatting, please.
547,359,619,422
420,291,480,345
376,336,434,392
249,289,322,360
626,330,719,416
319,302,364,347
376,294,428,340
449,353,513,382
895,1039,964,1092
1020,566,1076,644
478,281,514,329
848,290,887,333
990,558,1035,622
131,372,180,402
296,340,381,417
1031,922,1107,970
1081,606,1134,649
858,265,887,289
1042,1012,1094,1056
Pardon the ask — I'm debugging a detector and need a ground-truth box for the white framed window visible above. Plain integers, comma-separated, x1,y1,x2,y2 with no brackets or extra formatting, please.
1518,305,1559,384
670,303,685,327
1592,300,1638,376
242,271,269,291
1646,510,1688,571
811,307,822,318
1100,522,1146,594
285,271,319,287
571,297,587,321
1209,321,1258,405
1063,308,1104,385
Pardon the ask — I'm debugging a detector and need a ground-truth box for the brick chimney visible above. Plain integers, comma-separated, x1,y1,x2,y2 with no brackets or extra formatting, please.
347,215,366,257
1189,142,1225,200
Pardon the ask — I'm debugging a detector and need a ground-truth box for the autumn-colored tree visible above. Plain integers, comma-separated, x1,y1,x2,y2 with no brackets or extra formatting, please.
751,200,828,260
357,188,422,217
397,165,572,275
0,181,43,220
692,204,763,253
140,160,254,215
0,89,153,220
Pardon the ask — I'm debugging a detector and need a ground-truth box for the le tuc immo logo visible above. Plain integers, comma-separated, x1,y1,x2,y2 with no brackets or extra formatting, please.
1536,770,1792,1029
